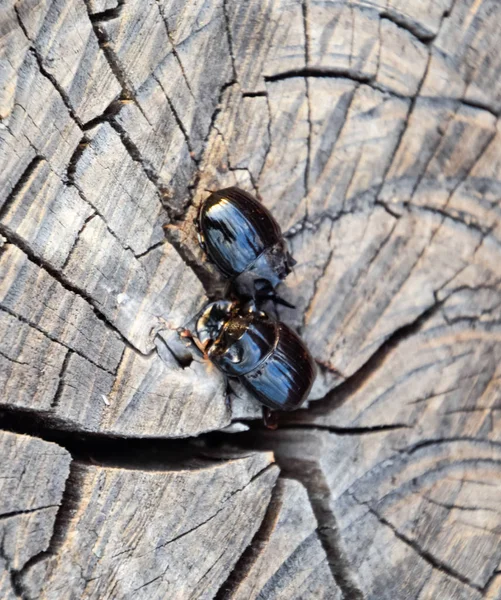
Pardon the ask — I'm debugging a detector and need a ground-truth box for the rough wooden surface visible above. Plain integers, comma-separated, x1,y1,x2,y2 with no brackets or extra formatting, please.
1,0,501,598
0,431,71,596
19,449,279,599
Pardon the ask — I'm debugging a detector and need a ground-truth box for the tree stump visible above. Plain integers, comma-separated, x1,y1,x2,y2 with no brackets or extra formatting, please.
1,0,501,598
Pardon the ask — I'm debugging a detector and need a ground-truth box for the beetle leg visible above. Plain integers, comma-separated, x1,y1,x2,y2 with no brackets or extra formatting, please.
272,294,296,309
262,407,279,430
178,328,211,357
178,328,194,340
224,381,234,409
197,231,206,250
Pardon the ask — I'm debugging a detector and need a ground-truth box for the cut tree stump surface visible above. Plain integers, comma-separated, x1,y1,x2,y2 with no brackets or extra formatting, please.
1,0,501,598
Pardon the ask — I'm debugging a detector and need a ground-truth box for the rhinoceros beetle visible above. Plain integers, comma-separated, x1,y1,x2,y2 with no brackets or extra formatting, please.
191,300,316,411
197,187,295,305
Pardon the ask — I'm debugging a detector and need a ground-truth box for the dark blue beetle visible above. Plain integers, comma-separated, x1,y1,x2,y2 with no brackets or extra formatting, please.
194,300,316,411
197,187,295,303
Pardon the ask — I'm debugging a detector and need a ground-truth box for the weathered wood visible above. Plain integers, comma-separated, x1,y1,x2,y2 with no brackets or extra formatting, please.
0,431,71,581
221,478,342,599
1,0,501,597
19,451,279,599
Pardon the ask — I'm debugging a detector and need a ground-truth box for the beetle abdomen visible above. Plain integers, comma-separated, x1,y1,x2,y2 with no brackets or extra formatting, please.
199,188,282,279
241,323,316,411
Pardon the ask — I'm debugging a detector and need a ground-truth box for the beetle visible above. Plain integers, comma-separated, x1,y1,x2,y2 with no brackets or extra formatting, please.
197,187,296,305
191,299,316,411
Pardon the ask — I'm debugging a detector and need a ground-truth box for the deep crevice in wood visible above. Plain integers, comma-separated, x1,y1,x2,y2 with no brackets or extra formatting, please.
404,436,501,457
0,506,59,522
273,423,411,435
222,0,237,82
88,0,125,23
460,96,500,118
0,541,22,599
65,132,165,253
82,0,132,96
256,90,274,185
376,31,433,207
265,67,373,85
0,156,44,220
81,97,126,132
379,12,436,44
133,239,166,260
293,299,444,419
403,202,494,238
241,91,268,98
49,351,72,410
60,212,97,271
0,407,235,466
280,464,365,600
107,118,173,202
162,225,221,295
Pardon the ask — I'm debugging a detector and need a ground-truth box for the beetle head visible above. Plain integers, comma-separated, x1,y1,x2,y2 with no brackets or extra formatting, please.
195,300,234,352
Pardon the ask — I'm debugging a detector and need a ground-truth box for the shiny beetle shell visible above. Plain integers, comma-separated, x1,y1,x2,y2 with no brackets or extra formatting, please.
196,301,316,411
197,187,295,299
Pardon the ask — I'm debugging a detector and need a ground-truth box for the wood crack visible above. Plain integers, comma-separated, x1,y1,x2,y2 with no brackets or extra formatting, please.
214,480,285,599
14,6,83,128
142,463,276,559
358,499,484,592
154,0,195,97
265,68,373,86
152,73,194,154
12,462,83,598
82,0,133,96
0,231,142,358
304,299,444,415
404,437,501,457
423,494,499,514
0,505,59,522
0,156,44,221
281,465,364,600
0,305,116,376
277,423,411,436
50,351,72,410
378,12,436,44
88,0,125,23
222,0,237,82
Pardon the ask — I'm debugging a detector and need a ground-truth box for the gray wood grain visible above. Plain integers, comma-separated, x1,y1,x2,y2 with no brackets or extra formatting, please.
1,0,500,597
0,431,71,576
224,478,342,599
19,452,279,600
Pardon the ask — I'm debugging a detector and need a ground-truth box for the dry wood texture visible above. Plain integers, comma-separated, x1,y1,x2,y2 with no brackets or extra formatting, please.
1,0,501,598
